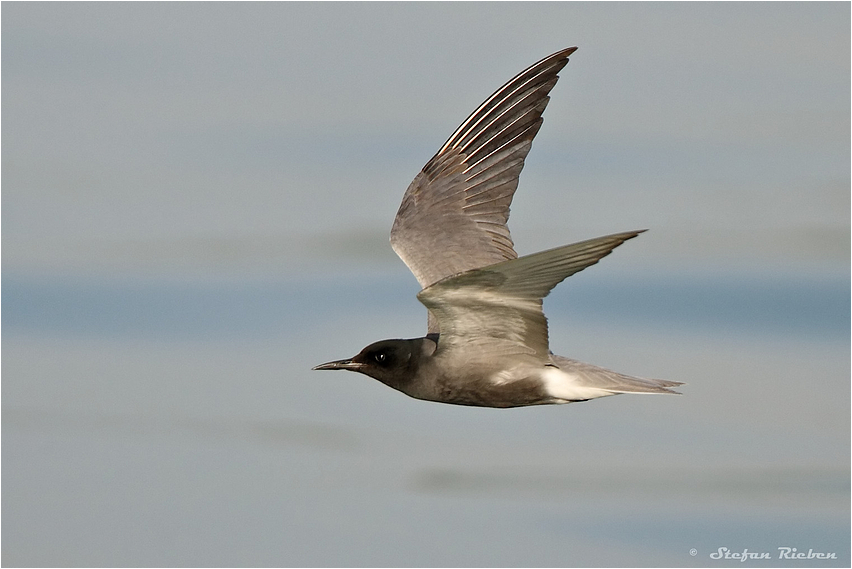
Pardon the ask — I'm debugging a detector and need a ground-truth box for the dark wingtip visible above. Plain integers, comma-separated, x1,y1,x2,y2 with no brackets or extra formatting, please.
621,229,648,242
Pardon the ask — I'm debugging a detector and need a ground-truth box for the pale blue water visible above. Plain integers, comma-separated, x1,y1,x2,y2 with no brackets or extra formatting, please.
4,269,848,341
3,267,849,566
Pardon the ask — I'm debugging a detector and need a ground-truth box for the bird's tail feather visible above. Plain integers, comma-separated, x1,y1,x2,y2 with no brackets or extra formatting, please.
551,355,683,395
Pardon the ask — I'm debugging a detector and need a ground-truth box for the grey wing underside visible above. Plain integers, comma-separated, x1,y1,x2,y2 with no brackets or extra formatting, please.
417,231,644,366
390,48,577,334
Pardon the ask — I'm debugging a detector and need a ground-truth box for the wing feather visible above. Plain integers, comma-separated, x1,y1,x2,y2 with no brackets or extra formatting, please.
417,231,645,363
390,48,577,326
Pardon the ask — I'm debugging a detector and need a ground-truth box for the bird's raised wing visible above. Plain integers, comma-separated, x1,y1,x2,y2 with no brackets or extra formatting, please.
416,231,644,366
391,48,577,306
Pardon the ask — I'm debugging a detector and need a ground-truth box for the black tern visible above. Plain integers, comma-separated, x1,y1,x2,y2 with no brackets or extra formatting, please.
314,47,682,408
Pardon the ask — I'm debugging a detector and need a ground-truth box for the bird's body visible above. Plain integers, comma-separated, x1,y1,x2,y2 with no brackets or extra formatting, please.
313,47,682,408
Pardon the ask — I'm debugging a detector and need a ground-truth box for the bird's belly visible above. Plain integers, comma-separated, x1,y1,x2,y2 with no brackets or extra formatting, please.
428,366,614,407
415,371,554,408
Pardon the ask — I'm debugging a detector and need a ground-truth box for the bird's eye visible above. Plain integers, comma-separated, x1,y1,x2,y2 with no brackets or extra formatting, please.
373,352,386,363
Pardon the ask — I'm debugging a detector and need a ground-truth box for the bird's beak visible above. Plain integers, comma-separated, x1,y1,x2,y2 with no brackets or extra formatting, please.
312,358,364,371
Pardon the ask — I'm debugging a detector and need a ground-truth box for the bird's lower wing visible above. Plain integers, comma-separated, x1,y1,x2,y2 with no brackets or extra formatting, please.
417,230,646,364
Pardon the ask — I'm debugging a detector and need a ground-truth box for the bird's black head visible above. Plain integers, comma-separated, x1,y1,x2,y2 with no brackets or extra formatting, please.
313,338,433,391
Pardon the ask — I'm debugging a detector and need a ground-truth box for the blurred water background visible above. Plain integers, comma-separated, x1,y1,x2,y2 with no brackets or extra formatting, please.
3,3,850,567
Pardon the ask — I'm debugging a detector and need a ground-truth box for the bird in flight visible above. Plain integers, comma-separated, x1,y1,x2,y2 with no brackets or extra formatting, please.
313,47,681,408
